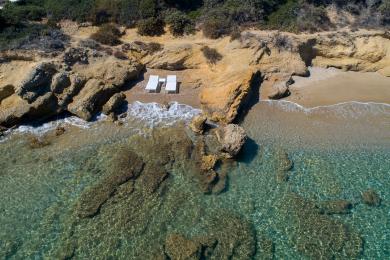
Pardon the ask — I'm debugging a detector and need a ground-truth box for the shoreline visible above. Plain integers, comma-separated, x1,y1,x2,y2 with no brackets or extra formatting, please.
284,67,390,107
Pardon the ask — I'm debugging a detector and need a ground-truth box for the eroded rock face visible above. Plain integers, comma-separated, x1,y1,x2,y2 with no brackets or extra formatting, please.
16,62,57,103
142,44,197,70
216,124,247,158
102,92,126,115
189,115,207,134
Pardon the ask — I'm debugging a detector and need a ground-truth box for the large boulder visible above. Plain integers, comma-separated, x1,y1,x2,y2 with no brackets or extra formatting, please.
16,62,57,103
189,115,207,134
102,92,126,115
216,124,247,158
67,79,113,121
67,57,143,120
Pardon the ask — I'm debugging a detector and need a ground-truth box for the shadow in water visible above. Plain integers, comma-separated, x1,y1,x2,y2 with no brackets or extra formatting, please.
234,71,264,124
236,137,259,164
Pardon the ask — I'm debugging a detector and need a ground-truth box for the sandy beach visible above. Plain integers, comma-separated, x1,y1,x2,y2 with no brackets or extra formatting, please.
285,67,390,107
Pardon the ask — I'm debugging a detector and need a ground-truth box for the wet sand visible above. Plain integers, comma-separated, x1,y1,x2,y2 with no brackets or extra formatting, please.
286,68,390,107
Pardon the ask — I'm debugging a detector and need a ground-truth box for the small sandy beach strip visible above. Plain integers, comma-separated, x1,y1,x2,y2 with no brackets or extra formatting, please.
286,67,390,107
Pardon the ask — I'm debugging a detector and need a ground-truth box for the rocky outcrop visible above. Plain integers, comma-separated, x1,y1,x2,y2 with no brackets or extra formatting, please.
201,71,260,123
310,31,390,76
16,62,57,103
0,48,143,126
189,114,207,134
142,44,197,70
102,92,126,115
216,124,247,158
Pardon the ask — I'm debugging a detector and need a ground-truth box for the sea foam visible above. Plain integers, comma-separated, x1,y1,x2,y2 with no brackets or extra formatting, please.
263,100,390,119
0,101,201,141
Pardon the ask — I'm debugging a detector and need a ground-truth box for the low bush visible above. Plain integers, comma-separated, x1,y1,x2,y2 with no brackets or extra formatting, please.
229,27,241,41
201,46,222,64
165,10,195,36
137,17,165,36
272,33,294,52
90,24,122,46
202,16,231,39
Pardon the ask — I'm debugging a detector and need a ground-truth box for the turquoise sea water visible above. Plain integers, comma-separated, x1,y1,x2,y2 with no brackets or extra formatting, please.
0,101,389,259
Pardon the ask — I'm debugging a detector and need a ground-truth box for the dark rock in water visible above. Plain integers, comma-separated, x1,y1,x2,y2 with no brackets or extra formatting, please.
274,148,293,183
64,47,89,66
318,200,353,215
362,189,381,207
76,149,144,218
276,170,289,183
165,234,203,260
138,164,169,194
283,193,363,259
102,92,126,115
28,136,51,149
16,62,57,103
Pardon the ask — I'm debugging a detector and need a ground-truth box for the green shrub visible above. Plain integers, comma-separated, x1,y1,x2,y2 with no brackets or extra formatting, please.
137,17,165,36
201,46,222,64
2,4,46,25
267,0,300,32
90,24,122,46
165,10,195,36
202,16,231,39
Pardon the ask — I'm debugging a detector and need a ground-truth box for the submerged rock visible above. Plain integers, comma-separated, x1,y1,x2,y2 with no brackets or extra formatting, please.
318,200,353,215
362,189,381,207
283,193,363,259
216,124,247,158
165,234,203,260
164,214,256,260
76,149,144,218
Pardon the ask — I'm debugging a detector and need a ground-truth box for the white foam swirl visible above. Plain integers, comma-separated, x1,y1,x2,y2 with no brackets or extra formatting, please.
0,102,200,141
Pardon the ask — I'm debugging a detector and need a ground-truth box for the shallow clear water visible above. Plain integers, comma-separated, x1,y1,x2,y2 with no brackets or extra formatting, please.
0,101,389,259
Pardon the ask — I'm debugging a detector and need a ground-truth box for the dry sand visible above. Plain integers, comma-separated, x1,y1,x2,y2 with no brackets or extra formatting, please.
285,67,390,107
124,68,202,108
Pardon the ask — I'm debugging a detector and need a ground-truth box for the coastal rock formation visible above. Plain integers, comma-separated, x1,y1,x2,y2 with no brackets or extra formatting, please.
311,31,390,76
201,71,260,123
102,92,126,115
189,114,207,134
142,44,197,70
216,124,247,158
0,47,143,126
16,62,57,103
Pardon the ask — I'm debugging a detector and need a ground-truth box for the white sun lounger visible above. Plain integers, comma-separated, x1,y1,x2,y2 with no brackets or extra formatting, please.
145,75,159,93
165,75,177,94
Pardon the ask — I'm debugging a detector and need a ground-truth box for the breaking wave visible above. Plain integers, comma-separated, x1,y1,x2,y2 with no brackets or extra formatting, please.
0,102,201,141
